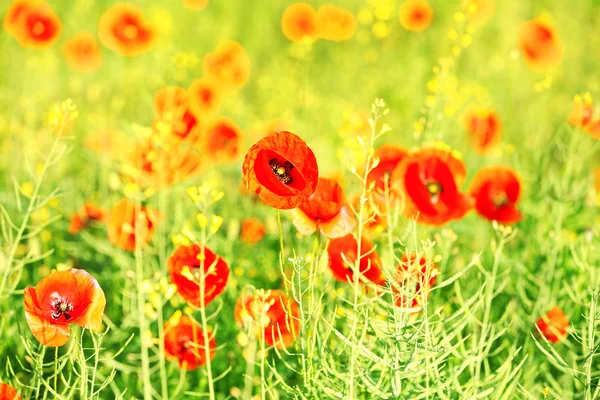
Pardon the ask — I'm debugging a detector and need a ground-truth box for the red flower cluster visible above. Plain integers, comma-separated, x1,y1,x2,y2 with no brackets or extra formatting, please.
392,254,438,312
327,234,385,285
3,0,61,48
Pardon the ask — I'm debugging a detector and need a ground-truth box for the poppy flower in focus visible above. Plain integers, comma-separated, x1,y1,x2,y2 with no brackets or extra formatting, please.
468,166,522,224
367,144,409,207
153,86,202,145
6,0,61,49
68,203,107,235
203,118,243,162
0,383,21,400
188,78,222,117
535,306,569,343
463,108,502,154
167,244,229,308
24,268,106,347
462,0,495,26
392,253,438,312
183,0,209,11
98,4,156,57
568,94,600,139
316,5,357,42
391,146,474,226
240,217,266,245
203,40,251,90
290,178,355,238
62,32,103,73
281,3,318,43
399,0,433,32
107,199,159,251
164,313,215,370
518,17,562,72
234,289,300,349
327,234,385,285
242,131,319,210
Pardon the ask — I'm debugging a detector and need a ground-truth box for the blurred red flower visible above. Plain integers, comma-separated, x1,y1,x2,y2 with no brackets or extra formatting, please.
164,313,215,370
327,234,385,285
153,86,202,145
367,144,409,208
291,177,355,238
0,383,21,400
203,118,243,162
316,5,357,42
568,96,600,139
68,203,107,235
63,32,103,73
281,3,318,43
4,0,61,49
234,289,300,349
24,268,105,347
535,306,569,343
392,253,438,312
203,40,251,90
240,217,266,246
107,199,159,251
463,108,502,154
399,0,433,32
518,18,562,72
188,78,222,117
167,244,229,308
242,131,319,210
99,4,156,57
391,146,474,226
468,166,522,224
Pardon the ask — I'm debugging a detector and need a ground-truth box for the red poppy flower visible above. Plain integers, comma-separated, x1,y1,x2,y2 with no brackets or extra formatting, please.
153,86,202,145
183,0,209,11
468,166,522,224
107,199,159,252
98,4,156,57
290,178,355,238
24,268,106,347
399,0,433,32
188,78,222,117
164,313,215,370
391,146,474,226
367,144,409,207
6,0,61,49
62,31,103,73
167,244,229,308
392,253,438,312
234,289,300,349
463,108,502,154
568,96,600,140
242,131,319,210
315,5,357,42
0,383,21,400
203,40,251,90
518,18,562,72
68,203,107,235
535,306,569,343
281,3,318,43
203,118,243,162
327,234,385,285
240,217,266,246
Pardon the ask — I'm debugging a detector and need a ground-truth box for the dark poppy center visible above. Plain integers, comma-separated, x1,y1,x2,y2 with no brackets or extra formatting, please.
269,159,294,185
52,299,74,321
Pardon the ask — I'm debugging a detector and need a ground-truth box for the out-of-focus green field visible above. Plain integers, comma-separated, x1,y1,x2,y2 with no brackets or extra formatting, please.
1,0,600,399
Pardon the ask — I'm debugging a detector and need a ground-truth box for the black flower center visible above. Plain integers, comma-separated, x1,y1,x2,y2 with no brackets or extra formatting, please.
52,299,74,321
269,159,294,185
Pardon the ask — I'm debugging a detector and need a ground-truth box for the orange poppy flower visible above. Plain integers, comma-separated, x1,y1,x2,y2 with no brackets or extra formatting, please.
234,289,300,349
367,144,409,207
203,40,251,90
0,383,21,400
68,203,107,235
391,146,474,226
518,18,562,72
240,217,266,245
98,4,156,57
188,78,222,117
183,0,209,11
462,0,495,26
153,86,202,144
242,131,319,210
164,313,215,370
6,0,61,49
107,199,159,252
392,253,438,311
24,268,106,347
203,118,243,162
399,0,433,32
463,108,502,154
315,5,357,42
535,306,569,343
568,96,600,139
62,31,102,73
327,234,385,285
468,166,522,224
167,244,229,308
281,3,318,43
290,178,355,238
